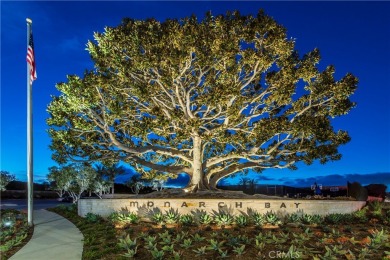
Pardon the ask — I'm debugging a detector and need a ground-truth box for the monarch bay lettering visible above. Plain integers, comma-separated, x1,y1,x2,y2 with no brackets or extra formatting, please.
128,201,301,209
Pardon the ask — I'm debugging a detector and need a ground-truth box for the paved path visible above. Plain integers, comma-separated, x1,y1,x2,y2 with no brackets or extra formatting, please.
10,209,83,260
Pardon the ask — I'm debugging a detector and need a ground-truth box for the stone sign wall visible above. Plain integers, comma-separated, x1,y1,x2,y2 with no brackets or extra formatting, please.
78,198,366,218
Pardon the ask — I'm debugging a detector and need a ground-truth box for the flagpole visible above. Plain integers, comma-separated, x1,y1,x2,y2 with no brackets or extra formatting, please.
26,18,34,226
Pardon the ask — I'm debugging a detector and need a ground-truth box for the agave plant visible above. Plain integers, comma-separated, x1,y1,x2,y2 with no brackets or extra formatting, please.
192,233,206,242
193,246,207,256
353,208,368,223
287,213,302,225
368,229,389,250
311,214,324,225
151,212,165,225
118,234,137,251
85,212,100,223
179,214,194,225
149,248,165,260
180,238,193,249
265,212,282,226
199,213,213,225
213,212,234,227
235,214,248,227
251,212,266,227
164,208,180,224
232,245,246,256
301,214,314,225
325,213,344,224
369,201,383,215
207,239,225,251
191,209,212,225
109,211,140,224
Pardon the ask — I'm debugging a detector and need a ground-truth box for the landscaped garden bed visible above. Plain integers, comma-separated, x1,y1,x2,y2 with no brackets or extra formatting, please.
48,201,390,259
0,209,33,260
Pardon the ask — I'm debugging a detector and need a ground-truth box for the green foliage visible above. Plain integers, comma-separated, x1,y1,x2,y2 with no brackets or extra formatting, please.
118,234,137,250
123,247,137,258
151,212,165,225
164,208,180,224
179,214,194,225
213,211,234,226
149,248,165,260
368,229,388,250
85,213,101,223
235,214,248,227
325,213,344,224
47,9,357,191
265,211,282,226
287,213,302,224
207,239,225,251
233,245,245,256
180,238,193,249
193,246,207,256
48,164,101,203
369,201,384,218
218,249,229,258
192,210,213,225
353,207,368,223
311,214,324,225
115,212,140,224
172,250,183,260
0,209,31,257
192,233,206,242
250,212,266,227
0,171,16,191
43,206,390,260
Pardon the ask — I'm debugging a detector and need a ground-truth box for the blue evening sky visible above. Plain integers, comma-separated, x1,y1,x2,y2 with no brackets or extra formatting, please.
1,1,389,190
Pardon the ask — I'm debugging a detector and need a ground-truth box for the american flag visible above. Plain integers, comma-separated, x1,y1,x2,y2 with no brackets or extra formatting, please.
26,31,37,84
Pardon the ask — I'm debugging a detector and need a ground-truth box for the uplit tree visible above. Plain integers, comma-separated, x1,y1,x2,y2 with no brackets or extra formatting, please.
47,10,357,192
0,171,16,191
48,164,108,202
95,163,125,194
48,166,72,198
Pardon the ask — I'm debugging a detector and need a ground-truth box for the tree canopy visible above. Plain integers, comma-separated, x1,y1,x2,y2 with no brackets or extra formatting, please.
47,10,357,192
0,171,16,191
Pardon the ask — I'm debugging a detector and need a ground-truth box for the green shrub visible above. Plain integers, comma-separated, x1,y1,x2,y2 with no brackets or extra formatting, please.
286,213,302,224
179,214,194,225
369,201,383,213
164,208,180,224
118,234,137,250
265,211,282,226
325,213,344,224
151,212,165,225
251,212,266,227
301,214,314,224
199,213,213,225
85,213,101,223
213,212,234,226
235,214,248,227
312,214,324,224
353,208,368,223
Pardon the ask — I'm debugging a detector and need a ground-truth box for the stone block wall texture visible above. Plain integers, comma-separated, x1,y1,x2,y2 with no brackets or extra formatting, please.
78,198,366,218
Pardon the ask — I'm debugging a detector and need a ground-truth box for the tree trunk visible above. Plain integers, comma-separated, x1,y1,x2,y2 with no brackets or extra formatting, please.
189,135,205,192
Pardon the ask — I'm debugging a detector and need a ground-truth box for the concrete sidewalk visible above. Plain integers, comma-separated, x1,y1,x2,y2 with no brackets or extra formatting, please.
10,209,83,260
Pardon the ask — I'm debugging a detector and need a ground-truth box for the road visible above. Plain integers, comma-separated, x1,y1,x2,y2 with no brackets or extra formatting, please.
0,199,71,210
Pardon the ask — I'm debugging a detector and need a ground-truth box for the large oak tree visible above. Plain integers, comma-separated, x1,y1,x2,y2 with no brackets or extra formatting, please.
47,10,357,192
